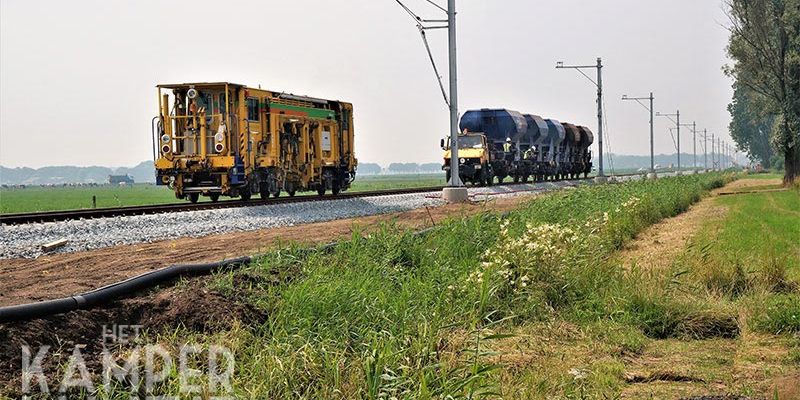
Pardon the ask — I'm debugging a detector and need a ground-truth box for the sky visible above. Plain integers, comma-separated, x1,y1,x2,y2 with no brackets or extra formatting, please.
0,0,735,168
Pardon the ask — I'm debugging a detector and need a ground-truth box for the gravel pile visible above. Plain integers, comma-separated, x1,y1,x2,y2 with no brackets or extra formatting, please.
2,182,581,259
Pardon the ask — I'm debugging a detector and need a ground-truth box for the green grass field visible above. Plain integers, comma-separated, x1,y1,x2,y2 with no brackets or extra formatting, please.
0,174,446,214
0,184,179,214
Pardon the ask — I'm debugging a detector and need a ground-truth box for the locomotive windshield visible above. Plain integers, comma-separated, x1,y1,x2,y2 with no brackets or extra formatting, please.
455,135,484,149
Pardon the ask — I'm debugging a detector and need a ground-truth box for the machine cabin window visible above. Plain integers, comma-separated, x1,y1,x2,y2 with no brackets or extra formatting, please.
247,98,259,121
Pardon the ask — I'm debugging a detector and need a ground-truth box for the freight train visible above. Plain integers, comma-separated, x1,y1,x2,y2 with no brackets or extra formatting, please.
152,82,357,202
442,108,593,185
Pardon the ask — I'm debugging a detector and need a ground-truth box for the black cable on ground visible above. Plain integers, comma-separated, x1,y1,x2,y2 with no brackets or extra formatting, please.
0,256,252,323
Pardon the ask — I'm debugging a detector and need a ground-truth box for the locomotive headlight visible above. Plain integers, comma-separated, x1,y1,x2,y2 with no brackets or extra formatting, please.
161,144,171,154
214,143,225,153
214,132,224,142
161,134,170,143
459,158,466,164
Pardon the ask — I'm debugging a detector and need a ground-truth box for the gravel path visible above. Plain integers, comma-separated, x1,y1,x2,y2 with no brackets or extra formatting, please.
1,181,587,259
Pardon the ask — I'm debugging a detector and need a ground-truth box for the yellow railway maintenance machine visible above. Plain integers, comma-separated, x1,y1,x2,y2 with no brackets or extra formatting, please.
153,83,357,202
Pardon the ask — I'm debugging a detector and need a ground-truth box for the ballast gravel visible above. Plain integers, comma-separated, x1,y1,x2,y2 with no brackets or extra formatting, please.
0,178,646,259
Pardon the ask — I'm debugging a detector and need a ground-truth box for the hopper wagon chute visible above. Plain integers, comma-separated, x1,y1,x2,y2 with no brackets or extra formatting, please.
577,126,595,177
543,119,566,171
522,114,552,180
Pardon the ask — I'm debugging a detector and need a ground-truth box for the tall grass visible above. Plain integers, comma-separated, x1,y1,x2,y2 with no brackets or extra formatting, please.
93,173,738,399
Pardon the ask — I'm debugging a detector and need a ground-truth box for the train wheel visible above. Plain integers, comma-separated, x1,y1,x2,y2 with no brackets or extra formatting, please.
332,182,341,195
288,189,297,197
210,193,220,203
272,190,281,198
522,175,529,183
241,191,252,201
188,193,199,204
513,175,520,183
317,187,326,196
260,186,270,200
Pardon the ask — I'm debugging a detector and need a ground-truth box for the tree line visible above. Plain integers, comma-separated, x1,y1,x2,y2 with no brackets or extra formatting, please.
725,0,799,185
357,163,443,175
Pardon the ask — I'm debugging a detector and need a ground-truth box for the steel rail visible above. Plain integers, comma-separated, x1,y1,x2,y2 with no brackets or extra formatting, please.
0,186,447,225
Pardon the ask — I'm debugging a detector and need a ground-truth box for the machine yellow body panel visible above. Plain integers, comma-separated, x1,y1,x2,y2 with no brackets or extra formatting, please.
152,82,356,201
441,134,493,185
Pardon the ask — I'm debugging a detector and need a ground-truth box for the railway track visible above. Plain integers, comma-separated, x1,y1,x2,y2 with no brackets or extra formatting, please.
1,173,656,226
0,186,451,225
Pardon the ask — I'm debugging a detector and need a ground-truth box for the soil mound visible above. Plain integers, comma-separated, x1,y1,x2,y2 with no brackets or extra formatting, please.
0,282,265,394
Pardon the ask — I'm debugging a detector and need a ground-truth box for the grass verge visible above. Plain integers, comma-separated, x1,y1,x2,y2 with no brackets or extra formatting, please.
21,172,798,399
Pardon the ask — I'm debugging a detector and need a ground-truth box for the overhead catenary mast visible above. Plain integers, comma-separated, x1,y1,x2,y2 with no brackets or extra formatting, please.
394,0,467,202
693,122,697,169
656,110,681,173
446,0,461,191
622,92,656,178
556,58,606,182
680,121,697,171
700,129,709,170
704,129,709,170
712,132,716,170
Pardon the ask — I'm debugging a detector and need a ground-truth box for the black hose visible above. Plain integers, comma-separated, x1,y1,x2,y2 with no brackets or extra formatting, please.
0,256,251,323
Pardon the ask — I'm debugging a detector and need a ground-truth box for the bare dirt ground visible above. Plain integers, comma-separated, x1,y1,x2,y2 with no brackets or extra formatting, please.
0,194,536,307
0,280,268,394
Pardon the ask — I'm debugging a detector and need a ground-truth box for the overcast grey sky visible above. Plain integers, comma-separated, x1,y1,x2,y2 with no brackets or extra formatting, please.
0,0,734,168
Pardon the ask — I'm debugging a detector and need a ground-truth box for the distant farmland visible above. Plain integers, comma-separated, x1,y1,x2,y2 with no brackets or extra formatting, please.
0,174,447,214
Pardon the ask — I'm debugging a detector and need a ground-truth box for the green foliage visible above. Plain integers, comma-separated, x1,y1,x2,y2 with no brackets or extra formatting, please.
728,83,776,167
223,173,737,398
754,294,800,334
725,0,800,183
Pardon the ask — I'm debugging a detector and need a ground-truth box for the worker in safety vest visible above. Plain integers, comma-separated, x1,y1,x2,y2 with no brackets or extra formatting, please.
503,138,512,153
523,146,534,160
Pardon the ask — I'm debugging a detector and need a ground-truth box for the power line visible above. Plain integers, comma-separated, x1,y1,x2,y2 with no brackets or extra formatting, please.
394,0,450,107
423,0,447,13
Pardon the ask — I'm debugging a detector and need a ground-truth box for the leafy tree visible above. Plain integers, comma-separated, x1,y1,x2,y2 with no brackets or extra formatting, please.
728,83,777,167
725,0,800,185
